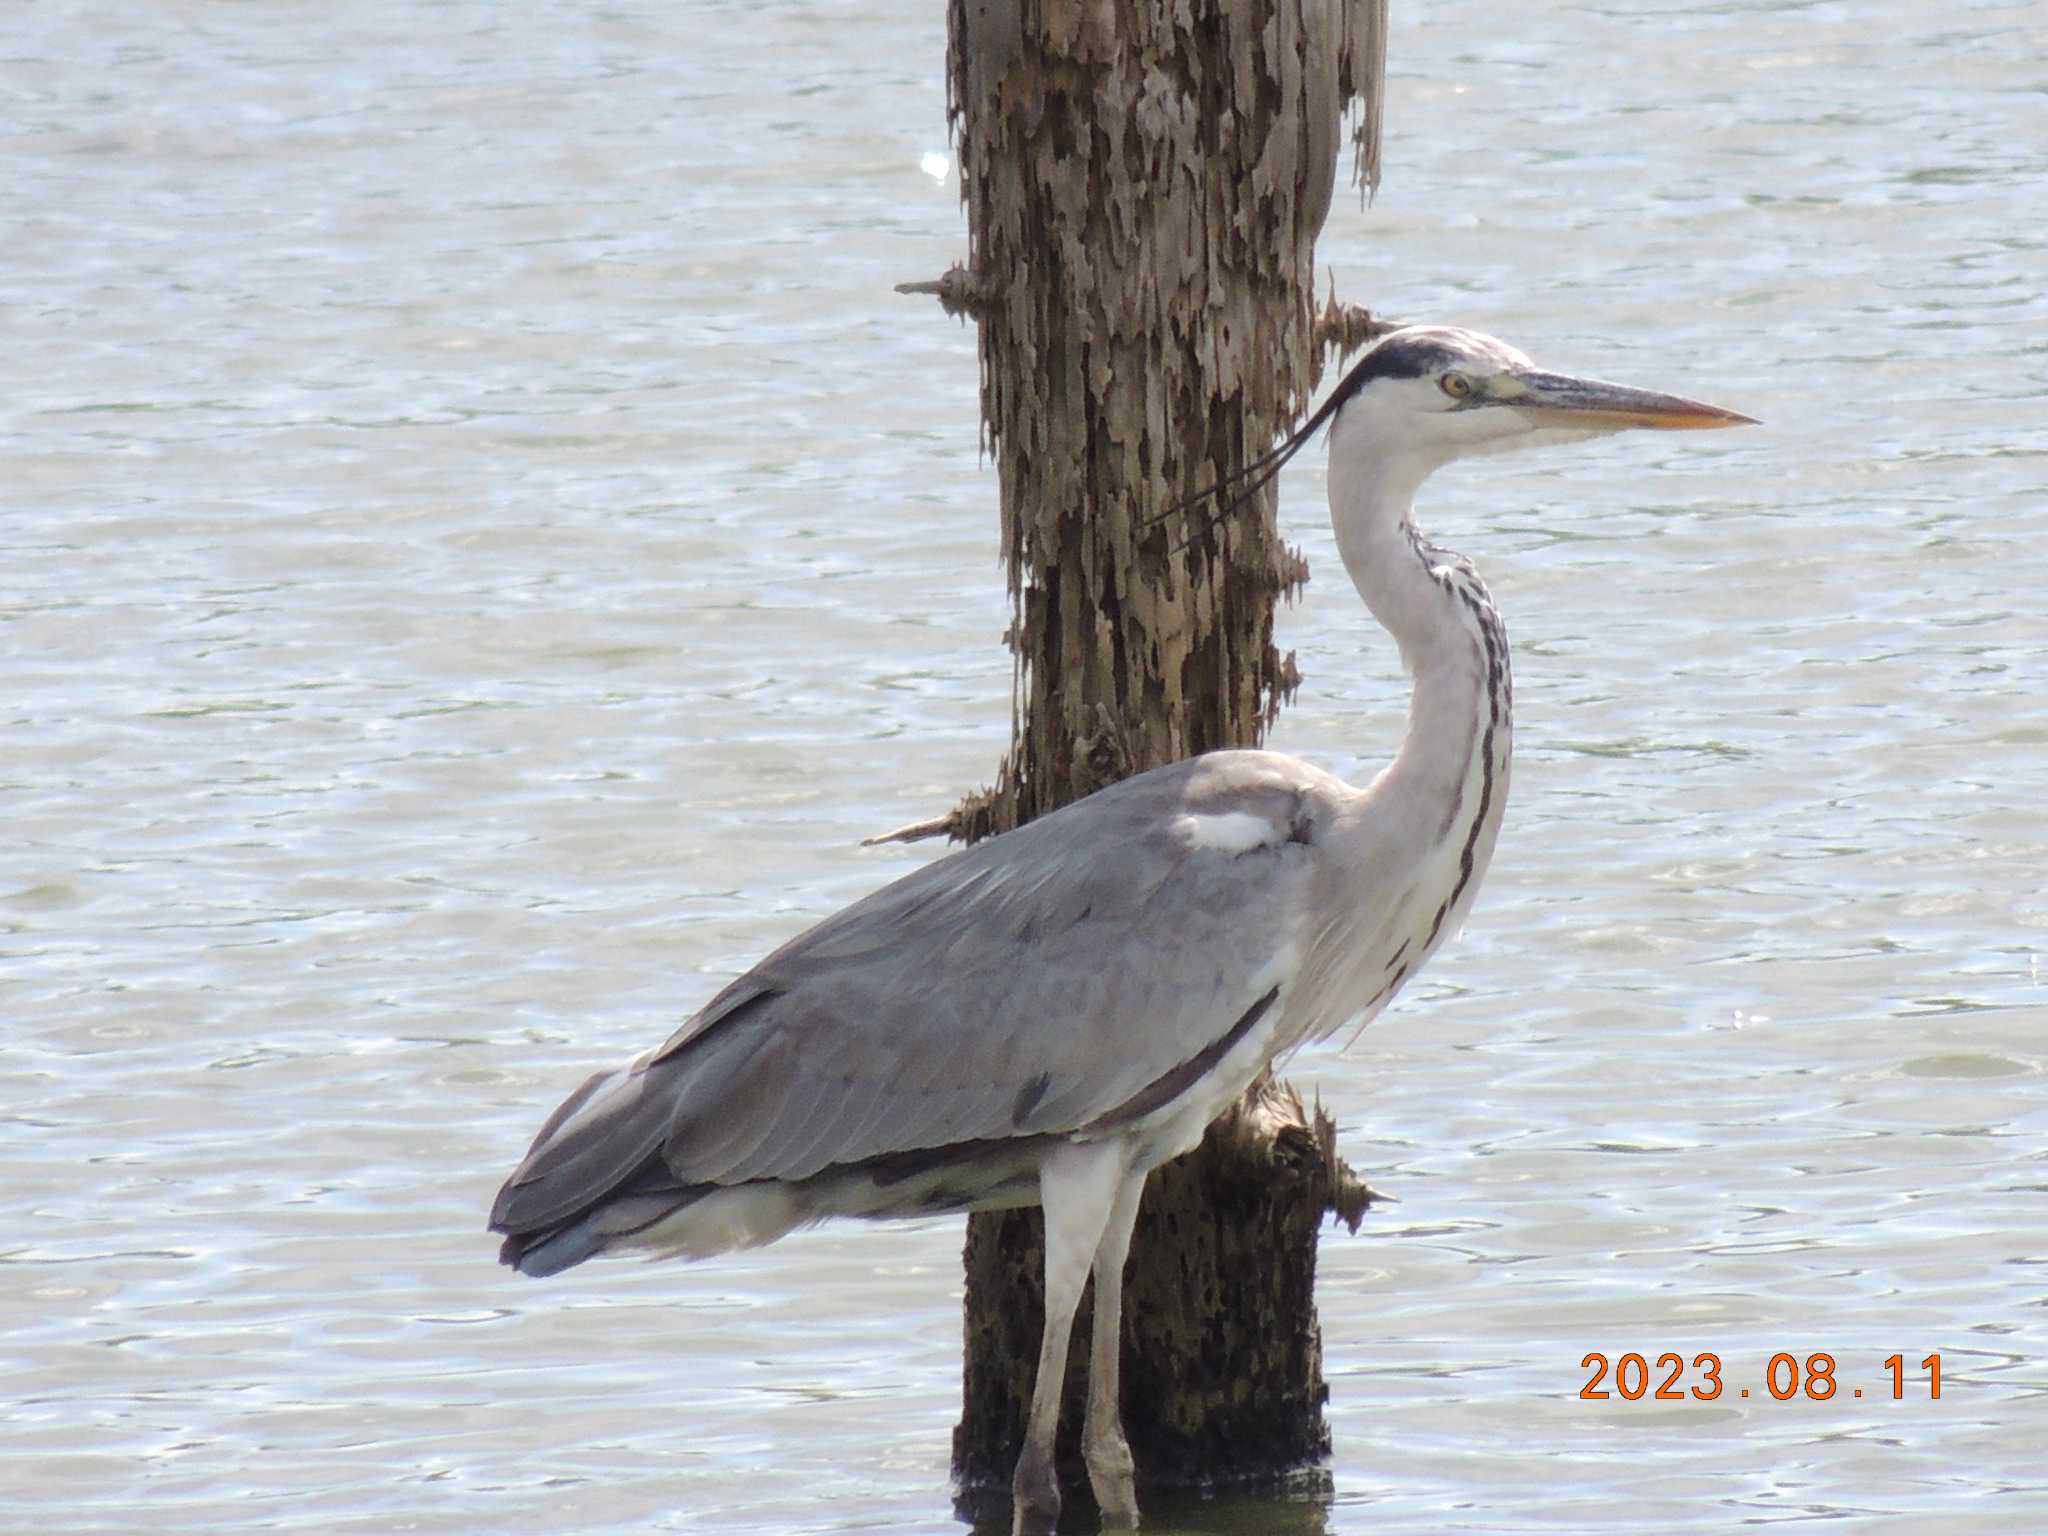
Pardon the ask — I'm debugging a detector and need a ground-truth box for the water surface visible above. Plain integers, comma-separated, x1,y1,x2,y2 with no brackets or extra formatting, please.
4,2,2043,1531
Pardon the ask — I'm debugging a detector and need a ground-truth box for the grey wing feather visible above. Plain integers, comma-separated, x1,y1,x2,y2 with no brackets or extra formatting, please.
491,750,1342,1236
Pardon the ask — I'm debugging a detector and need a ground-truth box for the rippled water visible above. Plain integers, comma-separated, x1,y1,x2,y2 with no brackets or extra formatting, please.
5,2,2043,1531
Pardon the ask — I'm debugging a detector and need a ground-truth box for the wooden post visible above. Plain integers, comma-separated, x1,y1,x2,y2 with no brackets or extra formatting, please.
954,1079,1373,1509
900,0,1389,1508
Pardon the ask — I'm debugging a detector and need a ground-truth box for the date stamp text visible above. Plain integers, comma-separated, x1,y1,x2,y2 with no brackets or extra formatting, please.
1580,1352,1942,1402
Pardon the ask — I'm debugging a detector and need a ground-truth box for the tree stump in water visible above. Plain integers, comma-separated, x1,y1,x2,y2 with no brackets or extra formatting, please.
954,1080,1374,1506
905,0,1390,1504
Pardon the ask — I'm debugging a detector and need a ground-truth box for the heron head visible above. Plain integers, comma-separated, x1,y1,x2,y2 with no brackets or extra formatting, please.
1165,325,1753,544
1326,325,1756,479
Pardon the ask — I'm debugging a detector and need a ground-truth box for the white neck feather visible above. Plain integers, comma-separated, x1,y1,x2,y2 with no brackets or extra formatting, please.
1327,417,1513,829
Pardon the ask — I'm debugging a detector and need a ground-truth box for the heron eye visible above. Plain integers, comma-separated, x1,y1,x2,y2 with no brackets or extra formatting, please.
1440,372,1473,400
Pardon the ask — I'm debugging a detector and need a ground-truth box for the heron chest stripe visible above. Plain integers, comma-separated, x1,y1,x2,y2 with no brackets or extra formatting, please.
1365,958,1410,1011
1425,593,1510,948
1453,600,1509,906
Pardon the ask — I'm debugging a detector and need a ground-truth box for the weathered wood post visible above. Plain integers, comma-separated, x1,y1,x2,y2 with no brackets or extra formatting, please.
897,0,1388,1511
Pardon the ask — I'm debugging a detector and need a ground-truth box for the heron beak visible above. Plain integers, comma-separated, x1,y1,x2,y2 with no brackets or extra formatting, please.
1490,369,1757,430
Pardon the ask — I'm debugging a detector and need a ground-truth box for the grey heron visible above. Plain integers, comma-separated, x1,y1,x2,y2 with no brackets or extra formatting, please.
488,325,1752,1533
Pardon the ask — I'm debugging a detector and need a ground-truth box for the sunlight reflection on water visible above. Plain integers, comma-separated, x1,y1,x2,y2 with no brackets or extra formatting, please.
4,2,2044,1532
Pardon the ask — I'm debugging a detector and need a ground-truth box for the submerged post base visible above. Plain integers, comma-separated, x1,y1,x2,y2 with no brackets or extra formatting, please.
953,1077,1374,1500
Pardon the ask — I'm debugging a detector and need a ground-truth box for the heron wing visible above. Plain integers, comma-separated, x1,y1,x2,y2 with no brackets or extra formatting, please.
492,750,1343,1231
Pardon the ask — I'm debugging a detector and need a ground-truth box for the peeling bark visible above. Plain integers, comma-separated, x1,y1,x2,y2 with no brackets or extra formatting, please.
931,0,1390,1500
944,0,1387,838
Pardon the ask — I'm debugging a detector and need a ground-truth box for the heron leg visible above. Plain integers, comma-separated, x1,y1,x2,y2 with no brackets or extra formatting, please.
1012,1140,1129,1536
1081,1170,1145,1528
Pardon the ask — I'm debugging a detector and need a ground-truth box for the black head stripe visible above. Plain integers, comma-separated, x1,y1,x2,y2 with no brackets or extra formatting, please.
1332,332,1467,390
1156,326,1493,550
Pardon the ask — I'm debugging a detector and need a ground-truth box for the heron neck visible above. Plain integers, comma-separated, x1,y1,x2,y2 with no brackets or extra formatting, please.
1330,470,1513,808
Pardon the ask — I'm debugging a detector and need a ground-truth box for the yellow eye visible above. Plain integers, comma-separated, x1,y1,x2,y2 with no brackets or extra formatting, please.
1441,372,1473,400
